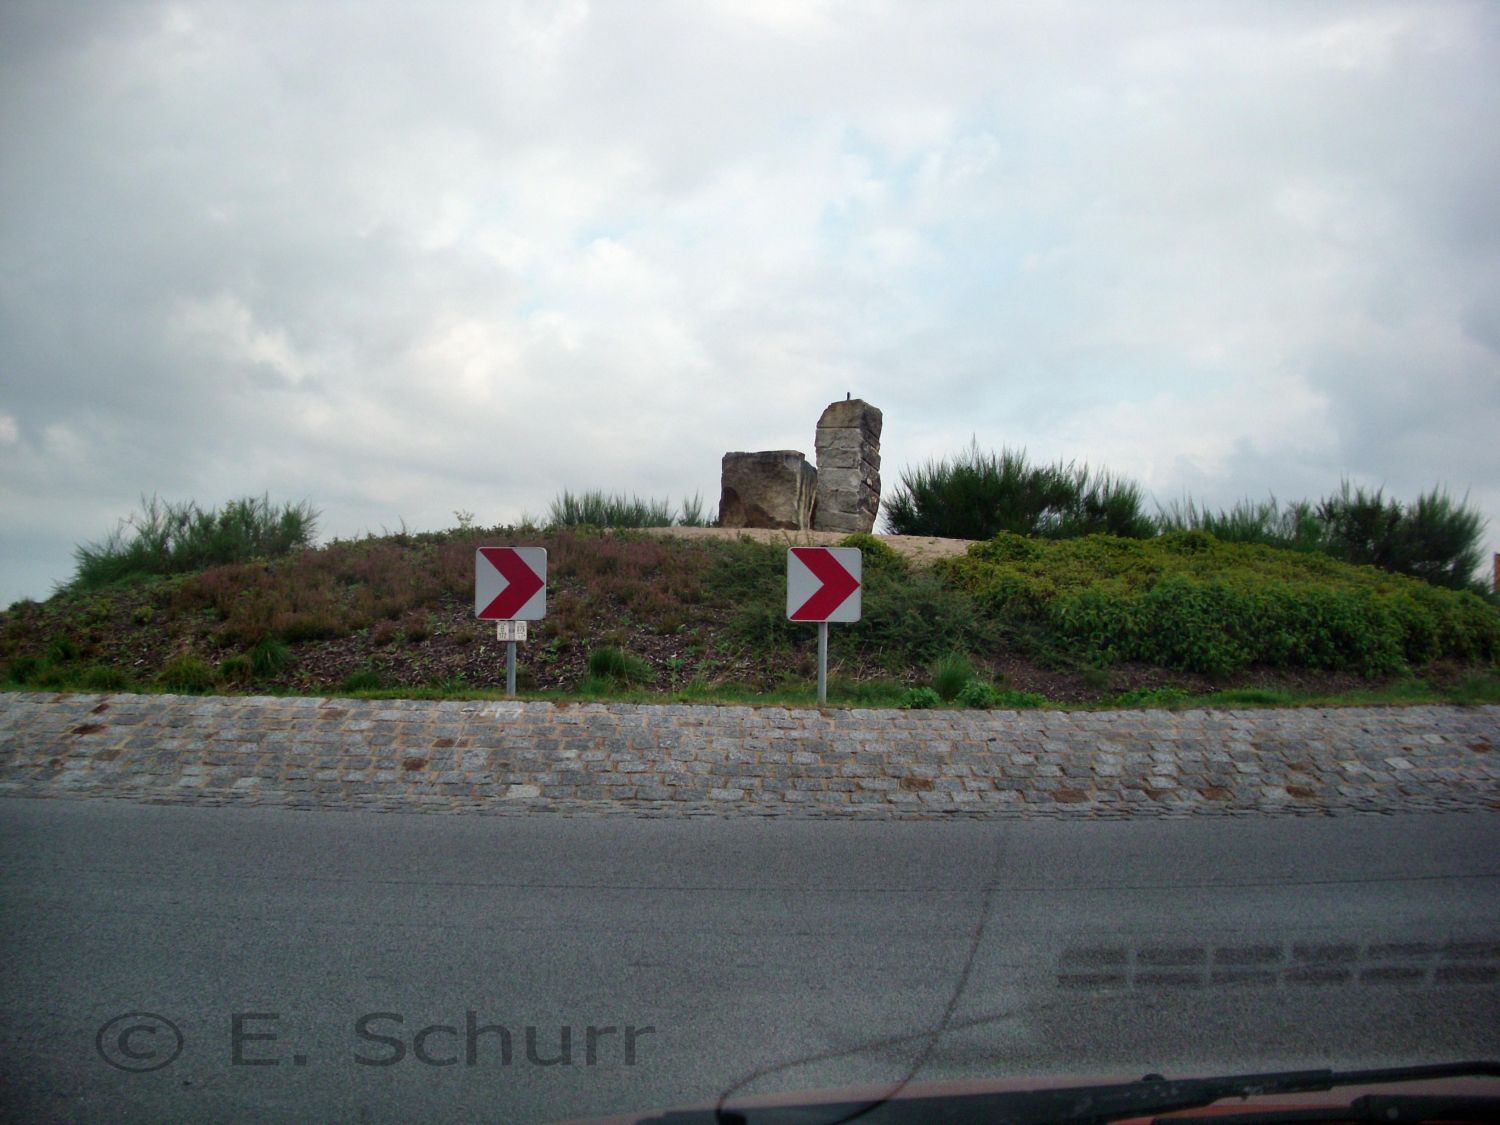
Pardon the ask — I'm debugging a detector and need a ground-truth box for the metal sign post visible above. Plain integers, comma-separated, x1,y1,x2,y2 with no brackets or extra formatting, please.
496,620,528,696
818,621,829,704
786,547,862,706
476,548,547,698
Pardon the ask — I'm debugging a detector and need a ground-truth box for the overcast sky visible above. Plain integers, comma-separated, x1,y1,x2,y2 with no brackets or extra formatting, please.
3,0,1497,607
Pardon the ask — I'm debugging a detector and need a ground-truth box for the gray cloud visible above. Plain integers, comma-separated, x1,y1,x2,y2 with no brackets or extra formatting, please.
2,0,1497,605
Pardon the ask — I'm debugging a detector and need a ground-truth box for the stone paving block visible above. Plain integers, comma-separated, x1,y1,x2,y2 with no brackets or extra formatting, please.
2,695,1497,820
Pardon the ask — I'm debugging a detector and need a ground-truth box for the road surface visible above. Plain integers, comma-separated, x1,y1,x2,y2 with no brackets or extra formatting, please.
2,798,1497,1123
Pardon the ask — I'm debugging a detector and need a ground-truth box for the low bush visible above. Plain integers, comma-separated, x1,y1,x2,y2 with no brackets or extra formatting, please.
250,637,291,677
1113,687,1192,708
218,655,253,686
840,533,908,576
899,686,942,709
936,531,1500,676
5,656,44,685
585,645,653,686
79,664,131,691
342,668,383,693
828,677,909,706
157,656,217,694
955,680,998,708
931,653,974,701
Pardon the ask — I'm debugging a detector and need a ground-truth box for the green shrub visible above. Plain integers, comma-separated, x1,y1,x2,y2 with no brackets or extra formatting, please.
79,664,131,691
342,668,383,692
1114,687,1192,708
884,442,1154,541
828,677,909,706
1159,483,1488,591
72,494,318,590
936,532,1500,676
931,653,974,701
991,689,1048,708
46,635,79,663
899,686,942,709
952,681,1048,708
218,655,253,686
839,533,907,576
157,656,217,694
585,645,652,685
6,655,44,684
250,637,291,677
955,680,999,708
835,569,1004,669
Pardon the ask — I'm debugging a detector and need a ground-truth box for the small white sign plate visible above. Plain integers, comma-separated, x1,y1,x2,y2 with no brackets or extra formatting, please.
496,620,528,642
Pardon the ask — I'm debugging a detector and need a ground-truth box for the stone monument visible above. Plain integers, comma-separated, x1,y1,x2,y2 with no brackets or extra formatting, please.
811,399,881,533
717,450,818,530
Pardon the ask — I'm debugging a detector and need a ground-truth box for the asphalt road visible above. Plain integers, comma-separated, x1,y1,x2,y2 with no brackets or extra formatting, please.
2,799,1498,1123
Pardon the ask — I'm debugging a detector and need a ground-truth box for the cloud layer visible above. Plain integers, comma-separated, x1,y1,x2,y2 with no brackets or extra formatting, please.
2,0,1497,603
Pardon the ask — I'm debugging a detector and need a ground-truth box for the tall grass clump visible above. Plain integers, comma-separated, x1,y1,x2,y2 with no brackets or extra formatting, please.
1319,483,1486,591
930,652,974,701
884,443,1154,541
547,490,676,529
583,644,653,690
675,492,708,527
72,494,318,590
1156,496,1325,553
1158,483,1487,591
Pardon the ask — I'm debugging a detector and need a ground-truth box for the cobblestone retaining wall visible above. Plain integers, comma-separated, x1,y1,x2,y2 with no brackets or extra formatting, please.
1,693,1496,818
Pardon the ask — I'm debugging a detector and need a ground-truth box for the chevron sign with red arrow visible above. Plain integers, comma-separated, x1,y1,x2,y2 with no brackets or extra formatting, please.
786,546,862,623
474,547,548,620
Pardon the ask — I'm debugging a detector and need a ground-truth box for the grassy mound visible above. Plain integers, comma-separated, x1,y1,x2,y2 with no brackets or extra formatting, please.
935,531,1499,675
3,524,1496,706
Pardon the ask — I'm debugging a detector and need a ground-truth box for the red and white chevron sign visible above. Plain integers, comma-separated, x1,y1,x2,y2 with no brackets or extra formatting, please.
786,547,862,623
474,547,547,620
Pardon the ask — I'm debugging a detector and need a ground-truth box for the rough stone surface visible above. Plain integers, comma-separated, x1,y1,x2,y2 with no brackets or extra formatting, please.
717,450,818,530
813,399,882,533
2,692,1496,820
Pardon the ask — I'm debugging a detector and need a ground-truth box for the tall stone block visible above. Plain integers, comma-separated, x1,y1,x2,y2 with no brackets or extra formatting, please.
717,451,818,530
812,400,882,533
